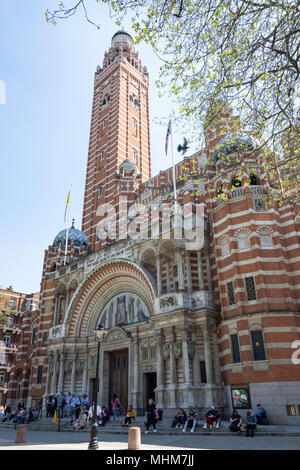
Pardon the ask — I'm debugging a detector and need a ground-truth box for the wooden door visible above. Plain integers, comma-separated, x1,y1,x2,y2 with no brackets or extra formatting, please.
109,349,128,415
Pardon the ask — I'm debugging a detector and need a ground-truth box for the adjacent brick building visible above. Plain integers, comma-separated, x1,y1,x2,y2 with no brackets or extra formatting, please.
7,31,300,424
0,287,39,406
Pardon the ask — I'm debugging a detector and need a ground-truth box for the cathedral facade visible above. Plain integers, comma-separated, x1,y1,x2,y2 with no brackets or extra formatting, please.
7,31,300,424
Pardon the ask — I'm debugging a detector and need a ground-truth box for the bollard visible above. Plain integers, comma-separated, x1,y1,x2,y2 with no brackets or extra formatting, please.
128,426,141,450
15,425,27,443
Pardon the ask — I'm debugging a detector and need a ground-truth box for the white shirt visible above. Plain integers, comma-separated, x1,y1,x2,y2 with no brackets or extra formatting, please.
88,405,101,417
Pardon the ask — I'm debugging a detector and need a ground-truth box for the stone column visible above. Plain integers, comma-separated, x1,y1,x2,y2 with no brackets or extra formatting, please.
155,330,164,408
168,328,177,408
70,353,77,394
53,297,59,326
58,352,65,393
50,352,57,394
166,261,171,292
191,330,201,387
65,290,70,318
197,251,204,290
205,251,213,291
203,326,213,384
186,251,192,291
132,339,140,411
212,331,222,384
182,331,192,386
43,358,52,409
177,248,185,291
82,351,89,395
156,255,162,296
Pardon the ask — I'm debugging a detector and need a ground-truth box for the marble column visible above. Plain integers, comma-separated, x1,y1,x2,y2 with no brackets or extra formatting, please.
203,327,213,384
82,351,89,395
166,261,171,292
70,353,77,394
186,251,192,291
155,330,164,408
182,331,192,386
53,297,59,326
205,251,213,291
156,255,162,296
58,352,65,393
132,339,140,410
177,248,185,291
191,331,201,387
51,357,58,395
168,328,177,407
197,251,205,289
212,331,222,384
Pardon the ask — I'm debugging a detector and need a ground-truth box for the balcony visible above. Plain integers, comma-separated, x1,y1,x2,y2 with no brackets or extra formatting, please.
154,290,215,314
231,187,244,198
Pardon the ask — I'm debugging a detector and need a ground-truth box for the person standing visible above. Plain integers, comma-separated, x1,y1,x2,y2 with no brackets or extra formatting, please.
17,399,25,411
145,398,157,434
111,394,122,422
57,393,66,419
46,396,52,418
65,392,72,418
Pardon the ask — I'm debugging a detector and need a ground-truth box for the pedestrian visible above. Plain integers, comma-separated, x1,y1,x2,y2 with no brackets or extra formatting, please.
145,398,157,434
57,392,66,419
65,392,72,417
46,396,52,418
111,394,122,422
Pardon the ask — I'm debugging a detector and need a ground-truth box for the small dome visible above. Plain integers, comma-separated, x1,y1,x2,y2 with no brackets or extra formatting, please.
111,31,133,47
119,158,138,174
213,134,256,163
53,220,88,248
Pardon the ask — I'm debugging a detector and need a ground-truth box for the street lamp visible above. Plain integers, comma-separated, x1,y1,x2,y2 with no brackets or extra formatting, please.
88,324,105,451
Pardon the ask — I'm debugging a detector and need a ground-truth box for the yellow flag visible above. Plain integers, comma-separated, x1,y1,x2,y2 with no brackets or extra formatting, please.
64,188,71,224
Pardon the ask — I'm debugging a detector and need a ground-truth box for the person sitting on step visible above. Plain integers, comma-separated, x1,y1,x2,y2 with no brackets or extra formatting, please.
122,405,135,427
182,409,198,433
203,406,220,429
244,411,256,437
229,410,243,433
172,408,187,429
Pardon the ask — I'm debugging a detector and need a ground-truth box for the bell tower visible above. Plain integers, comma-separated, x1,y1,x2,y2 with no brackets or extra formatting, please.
81,31,151,250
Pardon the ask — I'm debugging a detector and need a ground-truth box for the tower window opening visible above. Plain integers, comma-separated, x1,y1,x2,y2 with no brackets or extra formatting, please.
98,186,103,197
249,173,259,185
132,149,137,162
231,177,242,188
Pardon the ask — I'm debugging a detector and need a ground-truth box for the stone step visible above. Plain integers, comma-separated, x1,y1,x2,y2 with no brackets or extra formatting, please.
1,422,300,437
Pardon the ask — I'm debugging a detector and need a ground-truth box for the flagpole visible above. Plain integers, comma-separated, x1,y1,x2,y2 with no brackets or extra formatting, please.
64,186,71,265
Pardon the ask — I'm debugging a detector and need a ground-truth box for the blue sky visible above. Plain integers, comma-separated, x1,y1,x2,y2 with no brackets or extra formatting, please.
0,0,198,293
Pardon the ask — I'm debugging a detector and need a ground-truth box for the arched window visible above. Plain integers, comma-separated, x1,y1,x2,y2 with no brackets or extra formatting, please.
132,149,137,161
257,228,273,247
235,229,251,250
219,236,230,257
98,186,103,197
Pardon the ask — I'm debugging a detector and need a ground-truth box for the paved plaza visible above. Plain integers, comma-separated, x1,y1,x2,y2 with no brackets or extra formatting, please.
1,427,300,450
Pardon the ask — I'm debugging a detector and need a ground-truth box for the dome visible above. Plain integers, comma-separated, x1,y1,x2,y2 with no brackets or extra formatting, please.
119,158,138,174
111,31,133,47
53,220,88,248
213,134,256,163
